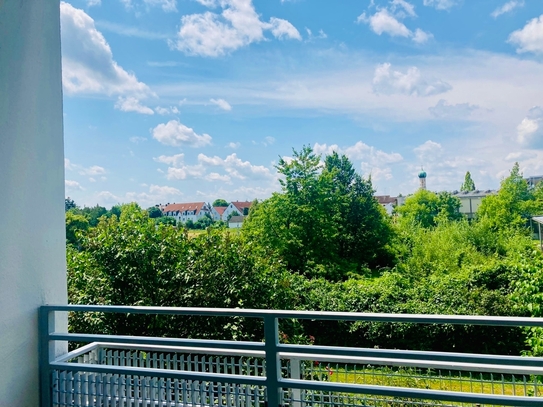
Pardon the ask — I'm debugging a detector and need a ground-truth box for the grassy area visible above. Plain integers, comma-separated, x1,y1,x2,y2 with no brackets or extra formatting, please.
304,365,543,397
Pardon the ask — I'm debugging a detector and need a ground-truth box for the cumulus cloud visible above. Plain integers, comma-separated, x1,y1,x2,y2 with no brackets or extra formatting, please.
227,142,241,149
171,0,301,57
429,99,480,119
60,2,152,98
508,15,543,54
155,106,180,115
143,0,177,12
129,136,147,143
87,0,101,6
152,120,212,147
98,184,183,207
198,153,273,180
372,63,451,97
115,97,155,114
313,141,403,181
422,0,459,10
357,2,432,44
413,140,442,162
65,159,106,180
491,1,524,18
65,180,84,191
210,98,232,111
517,106,543,146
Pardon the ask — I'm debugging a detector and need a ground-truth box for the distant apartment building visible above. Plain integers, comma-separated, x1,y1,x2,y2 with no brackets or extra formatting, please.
161,202,213,223
451,190,497,219
375,195,397,215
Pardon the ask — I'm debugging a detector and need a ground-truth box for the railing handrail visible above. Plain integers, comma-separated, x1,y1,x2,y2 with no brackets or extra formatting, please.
40,305,543,407
42,304,543,326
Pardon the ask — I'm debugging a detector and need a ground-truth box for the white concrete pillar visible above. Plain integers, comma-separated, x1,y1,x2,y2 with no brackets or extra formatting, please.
0,0,67,405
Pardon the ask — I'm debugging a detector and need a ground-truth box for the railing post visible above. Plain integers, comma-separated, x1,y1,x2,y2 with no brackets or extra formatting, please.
289,358,301,407
264,315,281,407
39,306,52,407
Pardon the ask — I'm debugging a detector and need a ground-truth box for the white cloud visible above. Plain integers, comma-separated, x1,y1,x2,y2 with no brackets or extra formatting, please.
227,142,241,149
390,0,417,18
508,15,543,54
264,136,275,146
65,159,106,178
210,98,232,111
412,28,432,44
154,154,206,180
155,106,180,115
129,136,147,143
517,106,543,146
205,172,232,182
491,1,524,18
268,17,302,40
152,120,212,147
95,21,169,40
115,97,155,114
143,0,177,12
414,140,442,161
422,0,459,10
60,2,152,98
373,63,451,96
359,9,411,38
357,5,431,44
171,0,300,57
65,180,83,191
87,0,101,6
505,151,537,161
98,184,183,207
198,153,273,180
429,99,480,119
313,141,403,181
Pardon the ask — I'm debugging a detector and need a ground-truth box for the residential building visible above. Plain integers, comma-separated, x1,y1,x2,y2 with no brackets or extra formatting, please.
211,206,227,221
451,190,497,219
525,175,543,187
228,215,246,228
375,195,397,215
162,202,213,224
223,200,253,219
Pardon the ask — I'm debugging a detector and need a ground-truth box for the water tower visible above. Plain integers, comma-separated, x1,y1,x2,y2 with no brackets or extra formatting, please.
419,168,427,190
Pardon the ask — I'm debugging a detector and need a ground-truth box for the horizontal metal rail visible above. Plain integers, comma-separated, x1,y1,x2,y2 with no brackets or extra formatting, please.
40,305,543,407
43,304,543,326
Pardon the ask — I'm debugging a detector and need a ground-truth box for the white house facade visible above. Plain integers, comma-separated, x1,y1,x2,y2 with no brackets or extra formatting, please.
228,215,245,228
223,201,252,220
162,202,213,224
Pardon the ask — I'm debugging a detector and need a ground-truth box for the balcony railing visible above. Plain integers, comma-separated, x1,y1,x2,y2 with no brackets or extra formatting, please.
39,305,543,407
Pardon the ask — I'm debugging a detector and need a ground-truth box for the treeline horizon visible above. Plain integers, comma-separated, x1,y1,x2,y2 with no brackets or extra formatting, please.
66,147,543,356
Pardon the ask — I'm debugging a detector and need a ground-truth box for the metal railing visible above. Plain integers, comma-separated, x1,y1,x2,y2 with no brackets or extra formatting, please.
39,305,543,407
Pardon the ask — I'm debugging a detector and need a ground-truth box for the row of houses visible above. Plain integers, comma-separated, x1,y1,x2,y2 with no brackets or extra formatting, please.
159,201,253,227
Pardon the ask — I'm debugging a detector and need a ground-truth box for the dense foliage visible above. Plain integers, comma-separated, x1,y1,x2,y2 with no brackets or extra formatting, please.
66,159,543,355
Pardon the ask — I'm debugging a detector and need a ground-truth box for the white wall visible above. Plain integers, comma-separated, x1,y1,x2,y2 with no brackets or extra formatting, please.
0,1,68,405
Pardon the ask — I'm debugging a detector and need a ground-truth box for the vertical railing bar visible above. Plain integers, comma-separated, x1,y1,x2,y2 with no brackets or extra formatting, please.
39,306,52,407
264,315,281,407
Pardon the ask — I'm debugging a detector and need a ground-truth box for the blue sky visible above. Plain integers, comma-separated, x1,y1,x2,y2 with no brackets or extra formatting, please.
61,0,543,208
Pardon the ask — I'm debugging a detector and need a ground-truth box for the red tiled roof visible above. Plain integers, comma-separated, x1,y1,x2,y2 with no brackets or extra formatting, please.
162,202,207,215
231,201,252,213
214,206,227,215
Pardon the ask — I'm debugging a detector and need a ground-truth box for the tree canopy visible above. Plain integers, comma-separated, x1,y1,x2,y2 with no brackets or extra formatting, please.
243,147,394,280
213,199,229,207
460,171,476,192
395,190,462,228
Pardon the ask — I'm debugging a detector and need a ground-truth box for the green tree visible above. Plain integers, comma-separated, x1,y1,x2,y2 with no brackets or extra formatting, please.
213,199,228,207
195,214,214,229
65,211,89,246
478,162,542,230
460,171,476,192
156,216,176,226
147,206,163,219
65,197,77,212
395,190,462,228
243,147,394,279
